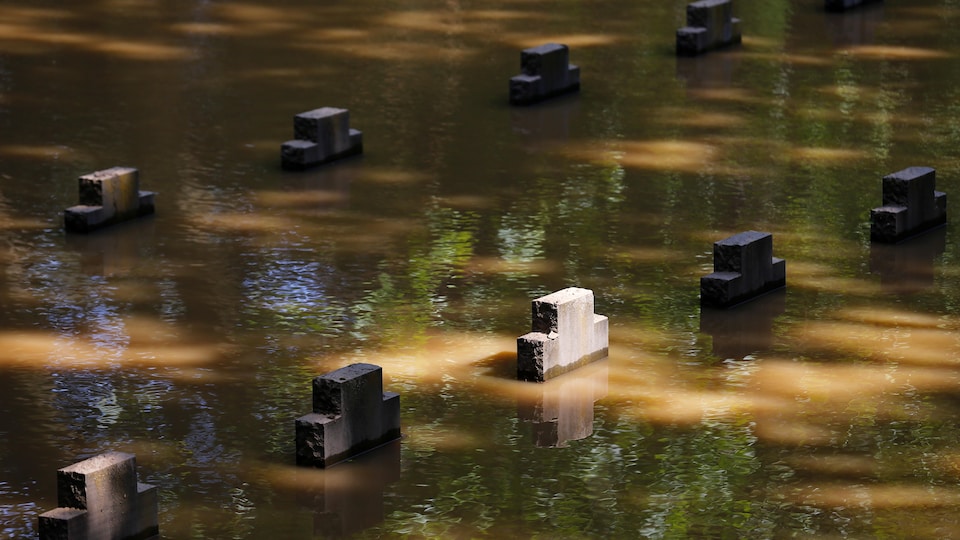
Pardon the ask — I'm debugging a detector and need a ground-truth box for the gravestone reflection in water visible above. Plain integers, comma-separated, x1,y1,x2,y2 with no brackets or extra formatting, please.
296,363,401,468
518,360,608,447
700,231,786,308
509,43,580,105
676,0,742,56
825,0,881,12
63,167,156,233
281,107,363,170
517,287,609,382
701,289,784,360
38,451,158,540
870,166,947,243
294,441,401,538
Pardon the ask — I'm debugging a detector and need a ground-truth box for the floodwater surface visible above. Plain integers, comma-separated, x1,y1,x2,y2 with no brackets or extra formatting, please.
3,0,960,538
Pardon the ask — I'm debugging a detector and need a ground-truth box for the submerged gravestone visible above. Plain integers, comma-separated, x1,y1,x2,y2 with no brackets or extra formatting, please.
870,166,946,243
700,231,786,308
281,107,363,170
676,0,742,56
295,363,401,468
64,167,156,233
509,43,580,106
38,452,158,540
825,0,881,12
517,287,609,382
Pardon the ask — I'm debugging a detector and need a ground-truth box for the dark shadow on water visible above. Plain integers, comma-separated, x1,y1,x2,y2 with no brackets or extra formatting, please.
291,440,401,539
869,226,945,294
63,215,157,276
474,350,517,380
700,288,786,361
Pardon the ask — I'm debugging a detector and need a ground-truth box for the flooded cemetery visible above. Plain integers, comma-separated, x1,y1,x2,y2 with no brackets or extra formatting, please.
4,0,960,537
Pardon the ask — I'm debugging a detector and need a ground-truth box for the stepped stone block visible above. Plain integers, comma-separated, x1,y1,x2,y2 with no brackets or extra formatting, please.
676,0,742,56
509,43,580,106
64,167,155,233
282,107,363,170
296,363,401,468
517,287,609,382
700,231,786,308
38,452,158,540
871,166,946,243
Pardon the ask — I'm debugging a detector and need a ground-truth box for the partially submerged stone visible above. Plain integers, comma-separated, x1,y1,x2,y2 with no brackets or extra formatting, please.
281,107,363,170
295,363,401,468
509,43,580,106
676,0,742,56
700,231,786,308
64,167,155,233
870,166,946,243
517,287,609,382
38,451,159,540
825,0,882,12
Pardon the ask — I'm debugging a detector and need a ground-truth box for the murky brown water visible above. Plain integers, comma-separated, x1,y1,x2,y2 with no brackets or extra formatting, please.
3,0,960,537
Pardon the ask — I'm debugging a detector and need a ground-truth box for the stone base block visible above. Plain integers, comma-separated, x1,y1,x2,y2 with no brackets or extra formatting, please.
701,258,785,308
64,192,155,233
281,130,363,170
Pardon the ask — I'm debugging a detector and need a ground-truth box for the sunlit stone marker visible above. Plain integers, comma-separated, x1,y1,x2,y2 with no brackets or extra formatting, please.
700,231,786,308
517,287,609,382
870,166,946,243
38,451,159,540
825,0,881,11
63,167,156,233
295,363,401,468
509,43,581,106
281,107,363,170
676,0,742,56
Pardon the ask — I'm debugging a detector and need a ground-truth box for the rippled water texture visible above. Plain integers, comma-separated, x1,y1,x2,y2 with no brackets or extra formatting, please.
3,0,960,538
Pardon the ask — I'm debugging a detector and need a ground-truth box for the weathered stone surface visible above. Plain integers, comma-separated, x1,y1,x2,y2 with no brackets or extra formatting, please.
517,287,609,382
295,363,401,468
282,107,363,170
700,231,785,308
64,167,155,233
870,166,946,243
676,0,742,56
509,43,580,106
38,451,159,540
825,0,882,12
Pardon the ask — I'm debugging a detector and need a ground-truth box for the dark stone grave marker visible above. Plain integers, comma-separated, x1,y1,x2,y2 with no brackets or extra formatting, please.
870,166,946,243
281,107,363,170
700,231,786,308
64,167,155,233
38,451,159,540
676,0,742,56
509,43,580,106
517,287,609,382
295,363,400,468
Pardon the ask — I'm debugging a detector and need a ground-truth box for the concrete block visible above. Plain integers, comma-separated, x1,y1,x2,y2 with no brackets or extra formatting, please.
517,287,609,382
295,363,401,468
700,231,786,308
38,451,159,540
870,166,947,243
509,43,580,105
676,0,742,56
281,107,363,170
64,167,155,233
